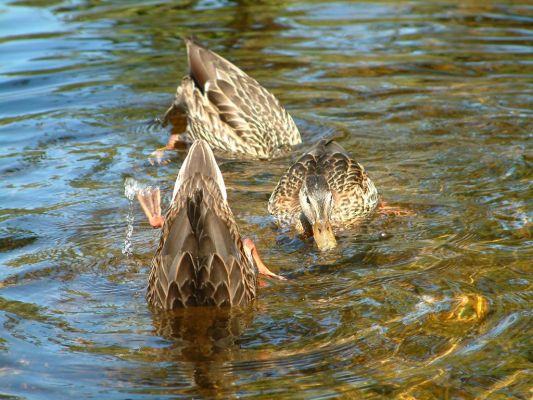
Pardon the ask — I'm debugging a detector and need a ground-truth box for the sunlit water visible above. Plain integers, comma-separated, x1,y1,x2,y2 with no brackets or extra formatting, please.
0,0,532,398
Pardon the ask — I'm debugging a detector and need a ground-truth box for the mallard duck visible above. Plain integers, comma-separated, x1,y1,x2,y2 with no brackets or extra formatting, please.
136,139,283,309
268,139,379,251
162,38,301,159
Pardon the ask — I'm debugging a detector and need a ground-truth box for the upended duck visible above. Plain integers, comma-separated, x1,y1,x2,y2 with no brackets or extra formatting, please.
268,139,380,251
160,38,301,159
136,139,283,309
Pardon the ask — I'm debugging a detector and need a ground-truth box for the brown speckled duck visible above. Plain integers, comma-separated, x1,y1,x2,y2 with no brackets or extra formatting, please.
268,139,379,251
136,139,283,309
162,38,301,159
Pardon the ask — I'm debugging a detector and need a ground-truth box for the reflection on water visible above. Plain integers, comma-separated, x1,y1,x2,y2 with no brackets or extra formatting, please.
147,307,255,394
0,0,531,398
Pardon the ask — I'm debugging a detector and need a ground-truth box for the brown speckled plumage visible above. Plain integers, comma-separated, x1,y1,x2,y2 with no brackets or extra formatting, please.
268,139,379,234
147,140,257,309
164,38,301,159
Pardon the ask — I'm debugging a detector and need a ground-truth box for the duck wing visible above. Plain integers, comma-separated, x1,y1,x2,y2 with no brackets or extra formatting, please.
314,140,379,220
268,150,318,223
171,132,226,202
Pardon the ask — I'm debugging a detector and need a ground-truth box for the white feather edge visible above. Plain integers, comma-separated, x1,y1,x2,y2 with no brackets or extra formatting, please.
171,139,227,202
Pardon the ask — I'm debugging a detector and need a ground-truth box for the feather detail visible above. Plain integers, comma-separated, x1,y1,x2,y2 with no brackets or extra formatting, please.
268,139,379,230
148,140,257,309
167,38,301,159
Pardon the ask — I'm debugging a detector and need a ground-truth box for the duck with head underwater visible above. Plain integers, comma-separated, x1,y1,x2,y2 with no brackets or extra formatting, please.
135,139,284,309
158,38,302,160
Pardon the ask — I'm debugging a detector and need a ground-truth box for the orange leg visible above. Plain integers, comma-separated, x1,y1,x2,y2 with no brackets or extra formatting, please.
149,135,180,165
378,200,416,216
149,134,191,165
136,187,164,228
242,239,286,280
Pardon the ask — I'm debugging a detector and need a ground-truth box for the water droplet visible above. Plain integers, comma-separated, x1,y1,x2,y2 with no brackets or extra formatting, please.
123,178,142,256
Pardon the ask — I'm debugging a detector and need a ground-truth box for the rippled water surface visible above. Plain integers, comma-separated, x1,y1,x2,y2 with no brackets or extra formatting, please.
1,0,532,398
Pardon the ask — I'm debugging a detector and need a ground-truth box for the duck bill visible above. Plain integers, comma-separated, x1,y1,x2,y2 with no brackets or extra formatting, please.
312,221,337,251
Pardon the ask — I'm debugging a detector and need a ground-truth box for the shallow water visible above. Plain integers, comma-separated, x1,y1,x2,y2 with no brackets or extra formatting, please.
0,0,532,398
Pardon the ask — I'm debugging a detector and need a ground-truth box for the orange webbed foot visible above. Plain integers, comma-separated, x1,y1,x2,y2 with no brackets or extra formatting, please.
149,134,191,165
136,187,164,229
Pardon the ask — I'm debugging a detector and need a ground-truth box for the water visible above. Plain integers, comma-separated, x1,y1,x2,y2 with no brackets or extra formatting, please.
0,0,531,398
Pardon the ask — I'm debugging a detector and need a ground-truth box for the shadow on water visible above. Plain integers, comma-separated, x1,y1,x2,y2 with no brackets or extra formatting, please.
139,307,256,396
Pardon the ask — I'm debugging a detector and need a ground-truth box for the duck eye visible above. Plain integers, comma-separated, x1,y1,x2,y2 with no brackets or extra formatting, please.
306,196,311,205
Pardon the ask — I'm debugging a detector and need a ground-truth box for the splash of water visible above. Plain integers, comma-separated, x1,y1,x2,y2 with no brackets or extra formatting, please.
124,177,143,201
123,178,140,256
123,178,162,255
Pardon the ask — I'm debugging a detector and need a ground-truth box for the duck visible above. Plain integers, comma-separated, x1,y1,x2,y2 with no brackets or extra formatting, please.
161,38,301,159
268,139,379,251
136,139,283,309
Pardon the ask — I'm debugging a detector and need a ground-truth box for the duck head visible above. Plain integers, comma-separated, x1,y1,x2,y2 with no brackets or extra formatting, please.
299,175,337,251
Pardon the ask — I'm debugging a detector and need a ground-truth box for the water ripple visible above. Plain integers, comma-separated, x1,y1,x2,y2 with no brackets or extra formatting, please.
0,0,531,398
